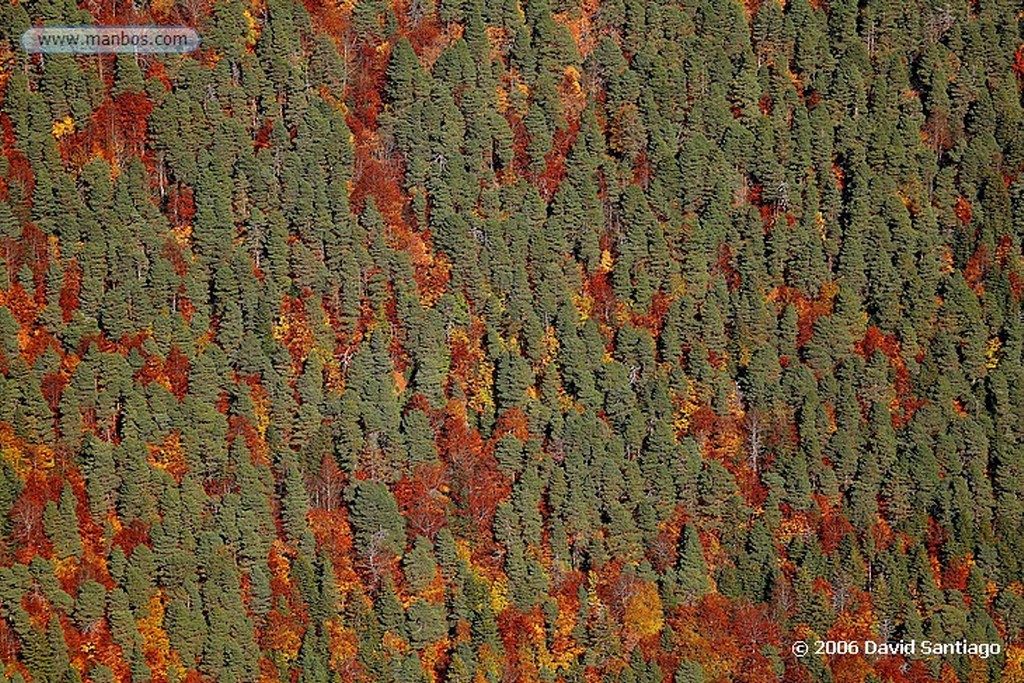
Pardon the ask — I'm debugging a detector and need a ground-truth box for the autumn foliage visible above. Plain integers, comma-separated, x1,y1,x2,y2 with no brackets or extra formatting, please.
0,0,1021,681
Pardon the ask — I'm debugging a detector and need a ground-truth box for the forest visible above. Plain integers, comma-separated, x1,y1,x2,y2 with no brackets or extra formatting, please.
0,0,1023,680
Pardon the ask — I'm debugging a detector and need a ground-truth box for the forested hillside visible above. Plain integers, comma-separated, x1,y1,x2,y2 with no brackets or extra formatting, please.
0,0,1023,680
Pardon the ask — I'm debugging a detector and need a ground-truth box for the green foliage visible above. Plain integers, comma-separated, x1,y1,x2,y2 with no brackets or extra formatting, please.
0,0,1021,681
